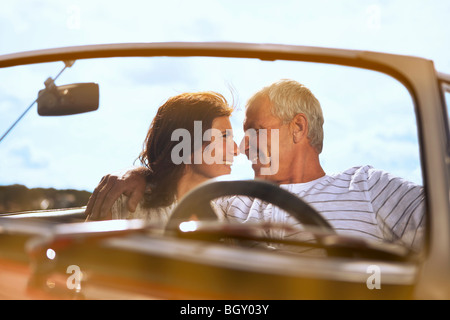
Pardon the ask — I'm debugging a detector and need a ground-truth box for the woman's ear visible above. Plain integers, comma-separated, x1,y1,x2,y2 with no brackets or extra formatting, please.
291,113,308,144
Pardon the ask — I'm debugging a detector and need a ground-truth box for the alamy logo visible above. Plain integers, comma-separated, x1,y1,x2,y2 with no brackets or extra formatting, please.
170,121,279,175
366,265,381,290
66,264,82,291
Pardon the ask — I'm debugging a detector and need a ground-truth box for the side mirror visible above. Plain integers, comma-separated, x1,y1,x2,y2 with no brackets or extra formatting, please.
37,82,99,116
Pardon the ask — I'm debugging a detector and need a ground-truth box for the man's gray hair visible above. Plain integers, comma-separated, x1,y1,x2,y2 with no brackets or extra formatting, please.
247,79,324,153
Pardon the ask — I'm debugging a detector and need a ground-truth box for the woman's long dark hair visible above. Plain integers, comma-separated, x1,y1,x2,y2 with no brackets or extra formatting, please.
139,91,233,208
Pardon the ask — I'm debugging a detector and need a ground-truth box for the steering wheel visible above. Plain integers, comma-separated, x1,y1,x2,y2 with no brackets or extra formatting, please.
165,179,334,233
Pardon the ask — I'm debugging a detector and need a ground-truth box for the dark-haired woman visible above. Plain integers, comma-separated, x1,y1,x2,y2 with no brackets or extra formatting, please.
103,91,239,223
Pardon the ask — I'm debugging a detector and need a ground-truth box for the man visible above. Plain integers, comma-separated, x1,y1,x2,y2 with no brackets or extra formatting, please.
86,79,425,251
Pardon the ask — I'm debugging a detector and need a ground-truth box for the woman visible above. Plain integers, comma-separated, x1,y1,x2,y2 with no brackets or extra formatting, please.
87,91,238,223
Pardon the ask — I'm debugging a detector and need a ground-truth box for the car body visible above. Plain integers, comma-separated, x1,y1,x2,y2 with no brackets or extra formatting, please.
0,42,449,300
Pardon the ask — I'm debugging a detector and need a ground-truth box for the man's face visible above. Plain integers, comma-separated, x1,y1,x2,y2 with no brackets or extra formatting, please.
240,95,295,183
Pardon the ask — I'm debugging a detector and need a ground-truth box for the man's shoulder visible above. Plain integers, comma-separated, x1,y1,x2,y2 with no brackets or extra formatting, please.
285,165,379,195
335,165,374,177
285,165,375,189
330,165,386,183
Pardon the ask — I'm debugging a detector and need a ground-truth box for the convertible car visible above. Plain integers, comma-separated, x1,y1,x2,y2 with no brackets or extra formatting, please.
0,42,449,300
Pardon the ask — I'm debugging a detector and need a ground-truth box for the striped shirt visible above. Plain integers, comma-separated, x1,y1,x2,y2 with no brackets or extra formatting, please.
112,165,425,252
218,165,425,251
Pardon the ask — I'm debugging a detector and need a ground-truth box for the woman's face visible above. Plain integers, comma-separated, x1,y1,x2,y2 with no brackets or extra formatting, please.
190,116,239,178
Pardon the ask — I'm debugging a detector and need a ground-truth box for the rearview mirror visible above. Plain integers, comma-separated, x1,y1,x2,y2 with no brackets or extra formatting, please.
37,82,99,116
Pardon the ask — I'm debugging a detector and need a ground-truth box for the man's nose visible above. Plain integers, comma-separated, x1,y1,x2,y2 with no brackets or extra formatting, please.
230,140,240,156
225,137,240,157
233,141,241,156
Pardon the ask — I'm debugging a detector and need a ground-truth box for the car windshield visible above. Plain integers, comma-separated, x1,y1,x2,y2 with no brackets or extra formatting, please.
0,56,422,185
0,53,425,257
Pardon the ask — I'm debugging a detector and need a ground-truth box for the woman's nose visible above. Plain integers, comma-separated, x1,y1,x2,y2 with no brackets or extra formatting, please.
239,136,247,154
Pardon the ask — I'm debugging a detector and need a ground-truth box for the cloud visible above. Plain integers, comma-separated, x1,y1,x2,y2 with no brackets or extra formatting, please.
122,58,200,88
10,142,49,169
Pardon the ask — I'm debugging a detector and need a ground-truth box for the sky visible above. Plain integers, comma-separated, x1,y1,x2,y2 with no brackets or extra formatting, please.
0,0,449,192
0,0,448,72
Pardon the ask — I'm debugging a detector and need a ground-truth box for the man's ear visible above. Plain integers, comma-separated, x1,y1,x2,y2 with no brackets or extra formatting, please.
291,113,308,144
